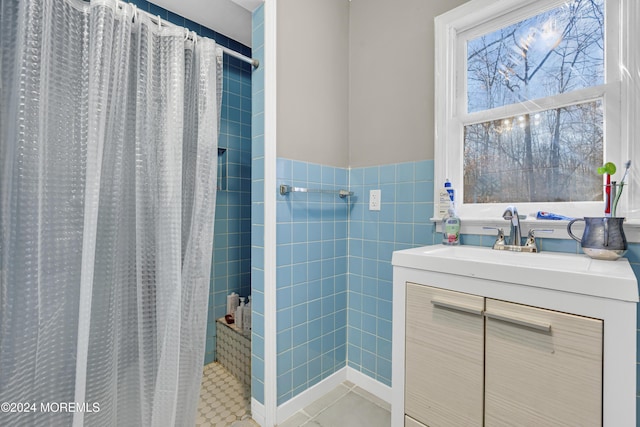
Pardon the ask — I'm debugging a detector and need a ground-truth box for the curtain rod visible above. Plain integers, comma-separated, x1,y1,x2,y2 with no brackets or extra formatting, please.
123,1,259,68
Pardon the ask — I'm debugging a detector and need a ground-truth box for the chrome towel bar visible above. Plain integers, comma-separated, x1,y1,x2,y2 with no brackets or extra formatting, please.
279,184,354,199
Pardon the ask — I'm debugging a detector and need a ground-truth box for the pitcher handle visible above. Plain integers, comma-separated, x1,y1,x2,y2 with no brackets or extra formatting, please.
567,218,584,243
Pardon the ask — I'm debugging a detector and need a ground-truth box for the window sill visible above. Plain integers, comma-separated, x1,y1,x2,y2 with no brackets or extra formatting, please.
431,217,640,243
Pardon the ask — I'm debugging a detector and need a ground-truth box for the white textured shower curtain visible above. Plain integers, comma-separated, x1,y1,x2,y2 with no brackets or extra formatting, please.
0,0,221,425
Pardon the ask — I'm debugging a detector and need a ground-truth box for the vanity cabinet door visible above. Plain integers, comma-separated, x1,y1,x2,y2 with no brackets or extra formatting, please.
484,299,603,427
405,283,485,427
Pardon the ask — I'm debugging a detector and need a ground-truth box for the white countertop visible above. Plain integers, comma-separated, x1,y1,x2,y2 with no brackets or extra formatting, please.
392,245,639,303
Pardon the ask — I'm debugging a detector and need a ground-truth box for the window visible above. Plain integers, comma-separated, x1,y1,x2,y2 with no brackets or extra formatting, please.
434,0,638,221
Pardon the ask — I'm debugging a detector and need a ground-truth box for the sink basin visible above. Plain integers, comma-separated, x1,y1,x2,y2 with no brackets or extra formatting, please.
392,245,638,302
422,245,591,271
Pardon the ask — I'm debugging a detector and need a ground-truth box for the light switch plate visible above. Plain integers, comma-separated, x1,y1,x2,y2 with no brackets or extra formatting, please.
369,189,381,211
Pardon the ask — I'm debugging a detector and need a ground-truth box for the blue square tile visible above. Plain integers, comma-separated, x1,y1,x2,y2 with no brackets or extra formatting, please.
292,283,308,306
277,308,292,331
252,377,265,405
276,266,292,288
292,344,308,367
308,163,322,183
321,315,335,336
276,287,292,310
321,165,335,185
350,168,364,185
293,323,308,347
308,336,322,359
277,371,292,398
277,158,292,180
396,223,414,245
380,164,396,184
292,243,308,264
361,333,376,354
293,363,307,389
292,264,307,284
335,168,348,186
277,350,292,376
541,238,579,254
396,182,414,202
364,167,379,185
308,260,322,281
305,327,321,356
397,162,414,182
377,357,392,382
308,280,322,301
309,356,322,380
348,344,361,365
276,244,292,267
321,331,335,352
415,160,434,181
347,310,362,332
277,329,292,353
292,161,308,182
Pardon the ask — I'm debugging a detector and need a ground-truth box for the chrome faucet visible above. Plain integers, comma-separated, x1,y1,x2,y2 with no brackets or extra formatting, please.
502,206,522,246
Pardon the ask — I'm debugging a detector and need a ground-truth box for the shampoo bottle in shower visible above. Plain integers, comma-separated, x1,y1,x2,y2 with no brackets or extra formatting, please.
243,296,251,331
236,297,245,330
227,292,239,316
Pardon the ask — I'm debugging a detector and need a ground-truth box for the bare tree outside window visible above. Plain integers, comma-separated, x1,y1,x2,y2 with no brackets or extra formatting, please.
464,0,604,204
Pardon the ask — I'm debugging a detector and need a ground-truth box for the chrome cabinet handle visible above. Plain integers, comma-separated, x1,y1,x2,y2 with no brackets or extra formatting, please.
484,311,551,332
431,299,484,316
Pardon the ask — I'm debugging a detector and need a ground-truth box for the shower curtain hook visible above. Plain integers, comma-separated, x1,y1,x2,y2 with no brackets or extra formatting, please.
157,15,162,31
131,4,137,23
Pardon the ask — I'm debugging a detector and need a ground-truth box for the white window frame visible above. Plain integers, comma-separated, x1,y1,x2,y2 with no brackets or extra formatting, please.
434,0,640,230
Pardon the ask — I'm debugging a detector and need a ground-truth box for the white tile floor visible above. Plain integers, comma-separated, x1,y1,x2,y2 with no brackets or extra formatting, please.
196,365,390,427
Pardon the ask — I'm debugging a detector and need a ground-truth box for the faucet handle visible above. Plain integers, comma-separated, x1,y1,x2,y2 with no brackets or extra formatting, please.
525,229,553,251
483,227,505,249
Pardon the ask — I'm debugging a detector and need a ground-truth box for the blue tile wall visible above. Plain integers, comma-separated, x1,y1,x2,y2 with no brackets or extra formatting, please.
209,39,253,365
275,158,348,404
128,0,253,366
348,161,435,386
251,3,265,406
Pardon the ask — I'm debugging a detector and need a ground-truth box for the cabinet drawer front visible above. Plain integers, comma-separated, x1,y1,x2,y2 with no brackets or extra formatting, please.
484,299,603,427
405,283,484,427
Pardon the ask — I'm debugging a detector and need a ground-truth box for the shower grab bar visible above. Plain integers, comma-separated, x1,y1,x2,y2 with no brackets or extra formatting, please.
279,184,354,199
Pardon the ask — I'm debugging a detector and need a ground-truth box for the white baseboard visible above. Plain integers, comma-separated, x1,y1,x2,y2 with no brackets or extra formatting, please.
275,367,348,425
251,398,266,426
345,366,392,404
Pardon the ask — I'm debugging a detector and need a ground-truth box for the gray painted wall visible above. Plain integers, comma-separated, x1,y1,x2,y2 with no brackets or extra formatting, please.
277,0,350,168
276,0,467,168
348,0,468,167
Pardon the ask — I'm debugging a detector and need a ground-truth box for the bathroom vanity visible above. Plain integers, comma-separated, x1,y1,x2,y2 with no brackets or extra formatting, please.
392,245,638,426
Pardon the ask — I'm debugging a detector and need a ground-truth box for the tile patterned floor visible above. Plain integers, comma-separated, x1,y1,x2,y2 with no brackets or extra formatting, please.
277,381,391,427
196,366,390,427
196,362,258,426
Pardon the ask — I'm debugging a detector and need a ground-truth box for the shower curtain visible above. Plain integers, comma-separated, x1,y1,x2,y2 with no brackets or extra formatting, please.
0,0,221,426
